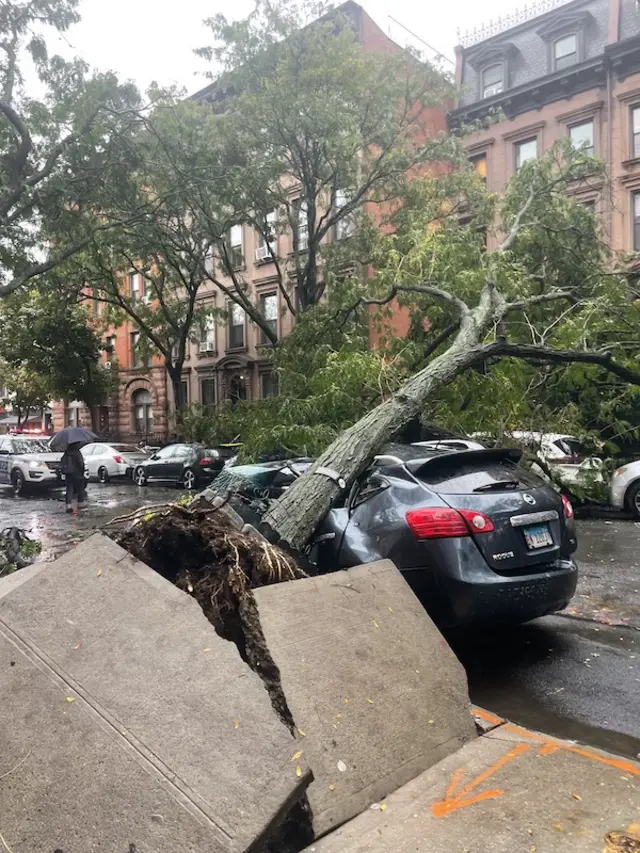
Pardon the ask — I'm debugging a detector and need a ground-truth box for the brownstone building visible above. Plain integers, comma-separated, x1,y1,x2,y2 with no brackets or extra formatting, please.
452,0,640,253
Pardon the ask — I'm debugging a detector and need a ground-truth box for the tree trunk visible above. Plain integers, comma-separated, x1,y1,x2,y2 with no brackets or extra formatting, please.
263,318,492,552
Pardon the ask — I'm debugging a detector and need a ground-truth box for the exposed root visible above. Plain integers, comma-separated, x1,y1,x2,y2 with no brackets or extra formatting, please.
114,504,307,733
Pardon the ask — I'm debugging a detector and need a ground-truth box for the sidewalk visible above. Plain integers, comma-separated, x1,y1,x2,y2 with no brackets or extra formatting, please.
307,709,640,853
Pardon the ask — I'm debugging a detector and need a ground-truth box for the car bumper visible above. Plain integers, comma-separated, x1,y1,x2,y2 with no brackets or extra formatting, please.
610,476,627,509
27,469,60,487
402,558,578,628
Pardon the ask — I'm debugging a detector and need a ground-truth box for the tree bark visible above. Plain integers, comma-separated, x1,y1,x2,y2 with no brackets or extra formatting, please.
263,311,491,551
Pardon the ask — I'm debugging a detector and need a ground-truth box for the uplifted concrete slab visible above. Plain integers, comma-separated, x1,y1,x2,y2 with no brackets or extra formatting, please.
254,560,476,838
305,719,640,853
0,533,309,853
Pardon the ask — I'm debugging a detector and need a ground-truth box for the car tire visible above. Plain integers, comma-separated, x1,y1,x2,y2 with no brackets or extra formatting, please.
97,466,110,484
11,469,26,496
182,468,196,490
134,466,148,487
625,481,640,519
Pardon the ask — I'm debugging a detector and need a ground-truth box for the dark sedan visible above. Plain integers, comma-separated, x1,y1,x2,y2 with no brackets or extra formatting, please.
223,445,578,627
133,443,235,489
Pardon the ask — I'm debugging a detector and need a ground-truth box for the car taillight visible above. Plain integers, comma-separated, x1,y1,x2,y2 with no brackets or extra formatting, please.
614,466,627,477
113,455,124,464
405,507,494,540
561,494,574,519
199,457,214,466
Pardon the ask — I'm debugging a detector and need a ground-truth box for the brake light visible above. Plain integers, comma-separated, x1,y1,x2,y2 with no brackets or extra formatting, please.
113,455,124,464
561,494,574,519
199,457,214,466
614,466,627,477
405,508,494,540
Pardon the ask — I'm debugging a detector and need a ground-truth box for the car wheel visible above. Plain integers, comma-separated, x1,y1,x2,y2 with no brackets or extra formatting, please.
97,466,110,484
11,469,26,496
182,468,196,490
134,466,148,487
625,481,640,519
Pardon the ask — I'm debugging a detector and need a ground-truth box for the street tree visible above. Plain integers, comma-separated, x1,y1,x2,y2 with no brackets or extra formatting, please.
0,288,112,428
0,361,51,426
0,0,145,298
259,143,640,550
180,0,460,342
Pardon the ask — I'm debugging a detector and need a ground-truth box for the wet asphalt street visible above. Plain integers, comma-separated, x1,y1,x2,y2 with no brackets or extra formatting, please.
1,481,639,758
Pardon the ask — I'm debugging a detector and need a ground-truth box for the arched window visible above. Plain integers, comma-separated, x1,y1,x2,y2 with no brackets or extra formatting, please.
482,64,503,98
132,388,153,434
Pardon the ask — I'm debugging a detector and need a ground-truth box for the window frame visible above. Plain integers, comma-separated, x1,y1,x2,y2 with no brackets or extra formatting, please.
470,153,488,182
227,301,246,351
568,118,595,156
131,388,153,434
293,198,309,251
335,188,356,239
553,33,578,71
227,224,244,270
260,371,279,399
200,377,216,409
630,106,640,160
256,210,278,259
130,273,141,303
258,292,278,345
199,313,217,354
632,191,640,252
481,63,504,99
514,137,538,173
130,331,142,369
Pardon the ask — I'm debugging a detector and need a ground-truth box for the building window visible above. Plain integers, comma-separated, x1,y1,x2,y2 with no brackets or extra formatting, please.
335,189,355,239
482,63,503,99
569,120,594,155
199,314,216,354
130,331,145,368
256,211,277,261
259,293,278,344
178,381,189,408
553,34,577,71
470,153,487,182
94,295,103,316
633,192,640,251
293,198,309,250
227,224,243,269
631,107,640,159
228,302,245,350
130,273,141,302
200,377,216,409
260,372,279,399
515,138,538,172
132,388,153,434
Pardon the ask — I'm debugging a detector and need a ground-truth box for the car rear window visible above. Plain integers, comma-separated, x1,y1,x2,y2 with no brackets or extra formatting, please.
112,444,140,453
416,457,544,494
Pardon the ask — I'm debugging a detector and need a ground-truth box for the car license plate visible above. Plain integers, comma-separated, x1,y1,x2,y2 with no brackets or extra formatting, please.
523,523,553,549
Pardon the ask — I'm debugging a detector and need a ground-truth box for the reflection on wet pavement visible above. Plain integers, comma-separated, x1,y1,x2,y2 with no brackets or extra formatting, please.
0,481,180,561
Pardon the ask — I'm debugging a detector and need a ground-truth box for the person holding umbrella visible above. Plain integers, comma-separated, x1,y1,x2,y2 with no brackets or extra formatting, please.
50,427,98,515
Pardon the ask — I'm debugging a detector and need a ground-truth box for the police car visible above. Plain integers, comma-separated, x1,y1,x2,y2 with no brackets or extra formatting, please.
0,434,63,495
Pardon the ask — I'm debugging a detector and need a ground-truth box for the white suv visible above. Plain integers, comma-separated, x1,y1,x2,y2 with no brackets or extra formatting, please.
610,461,640,517
0,435,63,495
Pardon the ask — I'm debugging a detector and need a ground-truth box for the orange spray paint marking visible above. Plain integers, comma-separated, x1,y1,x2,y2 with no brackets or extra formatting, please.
431,744,529,818
471,709,640,777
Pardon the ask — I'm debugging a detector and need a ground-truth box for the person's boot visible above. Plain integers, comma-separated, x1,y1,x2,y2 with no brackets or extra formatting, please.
65,505,73,514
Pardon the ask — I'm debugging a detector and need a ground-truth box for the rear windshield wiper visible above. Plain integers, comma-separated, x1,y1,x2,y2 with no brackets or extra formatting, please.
474,480,520,492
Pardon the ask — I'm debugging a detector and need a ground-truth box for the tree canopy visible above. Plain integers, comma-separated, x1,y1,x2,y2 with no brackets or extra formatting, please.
0,0,144,297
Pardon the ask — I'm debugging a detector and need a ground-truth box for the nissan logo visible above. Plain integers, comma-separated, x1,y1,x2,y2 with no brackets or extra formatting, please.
523,494,536,506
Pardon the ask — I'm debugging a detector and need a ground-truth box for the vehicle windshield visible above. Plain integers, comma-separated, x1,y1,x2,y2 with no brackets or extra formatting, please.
13,439,50,454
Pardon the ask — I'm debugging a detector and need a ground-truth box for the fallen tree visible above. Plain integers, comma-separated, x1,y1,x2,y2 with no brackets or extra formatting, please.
261,144,640,551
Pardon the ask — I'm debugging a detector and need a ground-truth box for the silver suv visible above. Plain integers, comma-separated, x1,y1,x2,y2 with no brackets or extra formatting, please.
0,435,63,495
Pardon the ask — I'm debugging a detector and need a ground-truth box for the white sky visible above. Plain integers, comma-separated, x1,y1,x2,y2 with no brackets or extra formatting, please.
50,0,521,95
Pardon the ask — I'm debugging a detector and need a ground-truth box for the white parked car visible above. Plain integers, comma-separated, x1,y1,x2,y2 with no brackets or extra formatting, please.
81,442,150,483
471,431,604,488
610,460,640,517
413,438,486,452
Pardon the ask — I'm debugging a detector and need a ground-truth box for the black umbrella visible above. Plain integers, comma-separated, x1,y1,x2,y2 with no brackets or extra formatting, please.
50,427,99,452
